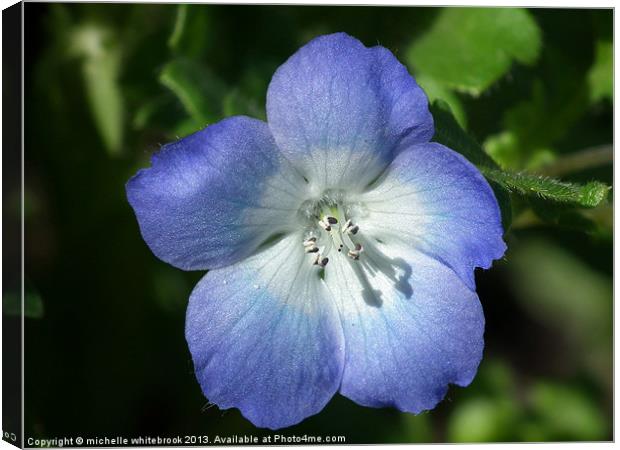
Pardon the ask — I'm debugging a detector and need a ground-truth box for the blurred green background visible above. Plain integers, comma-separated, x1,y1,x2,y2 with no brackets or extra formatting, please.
17,3,612,443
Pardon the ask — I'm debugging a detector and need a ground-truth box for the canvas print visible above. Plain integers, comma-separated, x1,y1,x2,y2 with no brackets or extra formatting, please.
3,2,613,446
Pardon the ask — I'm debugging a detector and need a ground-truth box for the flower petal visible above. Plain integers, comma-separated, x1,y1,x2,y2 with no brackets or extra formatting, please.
266,32,433,191
185,234,344,429
327,239,484,412
359,142,506,289
126,116,308,270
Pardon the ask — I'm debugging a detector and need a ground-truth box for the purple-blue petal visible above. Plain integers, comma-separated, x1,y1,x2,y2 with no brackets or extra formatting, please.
126,116,307,271
185,235,344,429
327,241,484,412
266,32,434,190
359,141,506,290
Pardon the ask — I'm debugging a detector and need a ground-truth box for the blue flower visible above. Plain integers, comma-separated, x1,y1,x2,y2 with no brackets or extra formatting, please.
126,32,506,430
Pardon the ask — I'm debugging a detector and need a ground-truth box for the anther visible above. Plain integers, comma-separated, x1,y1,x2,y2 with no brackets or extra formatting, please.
306,203,364,266
318,219,331,232
342,219,359,235
347,225,359,235
313,254,329,267
303,237,317,247
347,243,363,260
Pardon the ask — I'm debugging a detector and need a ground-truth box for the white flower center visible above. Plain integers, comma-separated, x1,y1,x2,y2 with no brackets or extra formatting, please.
296,189,366,268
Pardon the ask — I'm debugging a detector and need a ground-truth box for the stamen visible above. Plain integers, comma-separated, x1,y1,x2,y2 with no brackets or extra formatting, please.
318,219,332,232
301,195,365,267
341,230,356,252
342,218,360,235
303,237,317,246
347,225,359,235
313,254,329,267
348,243,363,260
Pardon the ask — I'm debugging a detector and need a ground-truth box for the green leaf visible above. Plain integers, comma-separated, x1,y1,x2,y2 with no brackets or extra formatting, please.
480,360,516,395
431,101,513,229
509,238,612,388
132,94,175,130
447,397,519,442
168,4,211,59
432,100,609,212
408,8,541,95
530,383,608,441
431,101,498,169
485,130,556,171
222,88,264,120
481,168,610,208
159,58,226,126
416,74,466,128
171,117,205,139
71,25,124,155
168,4,189,50
510,238,612,333
588,40,613,103
400,412,433,443
483,78,590,170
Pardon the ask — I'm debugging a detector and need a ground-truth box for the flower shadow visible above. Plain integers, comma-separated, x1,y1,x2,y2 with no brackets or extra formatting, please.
349,239,413,308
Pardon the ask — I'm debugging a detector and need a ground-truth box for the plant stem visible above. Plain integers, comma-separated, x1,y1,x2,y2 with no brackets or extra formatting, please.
539,145,612,177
